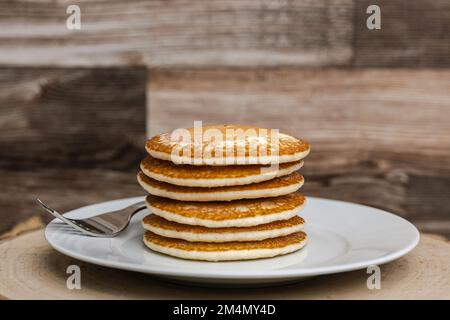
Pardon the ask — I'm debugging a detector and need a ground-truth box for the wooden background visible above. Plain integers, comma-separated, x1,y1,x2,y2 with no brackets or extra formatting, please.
1,0,449,238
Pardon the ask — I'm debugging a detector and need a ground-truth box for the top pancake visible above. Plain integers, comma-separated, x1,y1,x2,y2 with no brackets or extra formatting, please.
146,124,310,165
140,156,304,187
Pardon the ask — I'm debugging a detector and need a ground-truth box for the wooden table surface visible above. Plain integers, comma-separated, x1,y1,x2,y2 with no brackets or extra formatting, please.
0,230,449,300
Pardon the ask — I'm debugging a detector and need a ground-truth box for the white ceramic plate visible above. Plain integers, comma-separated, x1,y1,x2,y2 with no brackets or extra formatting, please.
45,196,419,286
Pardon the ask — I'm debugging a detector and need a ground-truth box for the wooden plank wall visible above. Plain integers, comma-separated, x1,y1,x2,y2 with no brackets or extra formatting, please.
0,0,450,237
1,0,449,68
0,0,354,67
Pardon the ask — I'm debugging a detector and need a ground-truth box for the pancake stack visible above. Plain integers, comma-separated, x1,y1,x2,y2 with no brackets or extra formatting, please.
137,125,310,261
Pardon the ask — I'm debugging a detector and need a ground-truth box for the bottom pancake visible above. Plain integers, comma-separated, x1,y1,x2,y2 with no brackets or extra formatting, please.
143,231,307,261
142,214,305,242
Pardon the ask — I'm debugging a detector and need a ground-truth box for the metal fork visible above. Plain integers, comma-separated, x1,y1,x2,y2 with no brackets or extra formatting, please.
37,199,146,237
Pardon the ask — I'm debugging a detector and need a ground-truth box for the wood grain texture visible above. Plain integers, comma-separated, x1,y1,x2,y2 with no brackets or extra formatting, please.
354,0,450,67
0,67,147,235
0,216,44,241
0,67,146,170
2,0,450,68
1,231,449,299
0,0,353,67
148,68,450,237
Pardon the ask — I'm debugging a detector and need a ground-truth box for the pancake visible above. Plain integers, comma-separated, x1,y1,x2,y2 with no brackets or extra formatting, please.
143,231,307,261
145,193,306,227
140,156,304,187
137,171,304,202
142,214,305,242
146,124,310,165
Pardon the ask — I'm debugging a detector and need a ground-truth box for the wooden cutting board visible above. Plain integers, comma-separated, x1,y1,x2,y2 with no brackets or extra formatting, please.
0,230,449,299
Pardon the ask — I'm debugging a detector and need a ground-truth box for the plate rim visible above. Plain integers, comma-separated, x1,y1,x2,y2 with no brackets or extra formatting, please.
44,196,420,280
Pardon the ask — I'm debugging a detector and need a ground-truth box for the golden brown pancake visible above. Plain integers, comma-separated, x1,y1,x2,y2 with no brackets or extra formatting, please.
142,214,305,242
146,124,310,165
137,171,304,201
143,231,308,261
145,193,306,227
140,156,304,187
